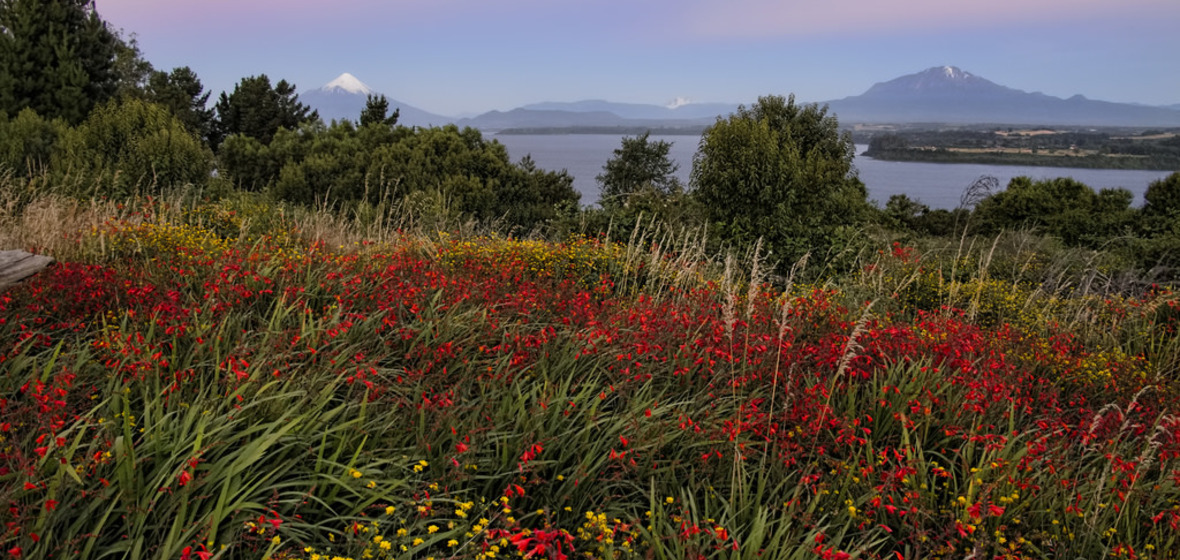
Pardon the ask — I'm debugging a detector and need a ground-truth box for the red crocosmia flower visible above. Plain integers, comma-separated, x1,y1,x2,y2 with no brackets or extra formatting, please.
455,442,469,453
7,547,20,558
966,502,982,520
988,504,1005,517
178,471,192,486
44,500,57,511
618,436,629,447
33,447,47,458
22,482,36,491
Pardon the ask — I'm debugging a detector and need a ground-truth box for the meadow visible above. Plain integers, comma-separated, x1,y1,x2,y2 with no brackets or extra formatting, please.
1,187,1179,560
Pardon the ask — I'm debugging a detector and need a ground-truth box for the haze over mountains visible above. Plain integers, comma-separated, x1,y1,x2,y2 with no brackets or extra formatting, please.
301,68,1180,131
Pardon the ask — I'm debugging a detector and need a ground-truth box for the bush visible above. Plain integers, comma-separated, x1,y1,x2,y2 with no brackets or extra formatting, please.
53,97,212,196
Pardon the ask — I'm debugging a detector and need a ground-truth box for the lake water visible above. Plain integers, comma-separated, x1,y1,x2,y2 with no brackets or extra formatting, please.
493,134,1175,209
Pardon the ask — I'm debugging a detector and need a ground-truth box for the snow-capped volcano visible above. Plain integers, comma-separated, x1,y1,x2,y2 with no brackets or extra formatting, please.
321,72,374,95
299,72,450,127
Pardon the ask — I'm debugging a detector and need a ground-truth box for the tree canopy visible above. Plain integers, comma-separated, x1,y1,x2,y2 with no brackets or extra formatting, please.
596,132,681,209
212,75,317,148
691,94,868,263
146,66,214,142
359,94,400,128
0,0,119,123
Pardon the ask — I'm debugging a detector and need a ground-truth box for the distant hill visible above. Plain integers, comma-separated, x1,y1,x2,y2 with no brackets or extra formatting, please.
299,73,451,128
823,66,1180,127
457,107,716,132
520,100,738,121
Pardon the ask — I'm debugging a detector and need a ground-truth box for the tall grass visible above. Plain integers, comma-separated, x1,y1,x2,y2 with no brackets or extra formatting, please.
0,189,1178,560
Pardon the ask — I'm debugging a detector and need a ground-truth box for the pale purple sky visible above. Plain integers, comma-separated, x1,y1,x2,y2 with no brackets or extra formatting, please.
96,0,1180,116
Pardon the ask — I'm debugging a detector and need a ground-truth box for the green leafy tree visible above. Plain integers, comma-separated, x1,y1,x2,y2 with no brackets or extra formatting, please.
973,177,1133,247
596,132,681,208
359,94,399,127
1142,172,1180,232
211,75,317,148
882,193,930,232
146,66,214,141
691,94,869,263
0,0,118,123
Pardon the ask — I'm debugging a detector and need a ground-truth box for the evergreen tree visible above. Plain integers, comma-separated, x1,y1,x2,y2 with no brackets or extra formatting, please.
596,132,680,208
0,0,118,123
146,66,214,142
211,74,317,148
359,94,399,127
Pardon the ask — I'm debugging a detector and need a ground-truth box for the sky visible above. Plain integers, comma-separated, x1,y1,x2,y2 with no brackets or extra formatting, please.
95,0,1180,117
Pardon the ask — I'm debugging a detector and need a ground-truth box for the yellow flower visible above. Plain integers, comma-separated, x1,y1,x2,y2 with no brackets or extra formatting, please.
385,505,396,515
412,538,424,546
665,497,674,504
428,525,439,534
271,535,281,545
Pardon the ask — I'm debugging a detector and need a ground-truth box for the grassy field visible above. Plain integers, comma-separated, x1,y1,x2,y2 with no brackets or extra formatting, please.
1,189,1179,560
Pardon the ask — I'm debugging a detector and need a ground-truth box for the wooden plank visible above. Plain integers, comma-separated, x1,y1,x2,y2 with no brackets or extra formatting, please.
0,250,55,289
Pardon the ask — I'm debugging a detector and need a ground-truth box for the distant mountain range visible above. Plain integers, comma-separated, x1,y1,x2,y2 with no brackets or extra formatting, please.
299,73,450,128
824,66,1180,127
299,68,1180,132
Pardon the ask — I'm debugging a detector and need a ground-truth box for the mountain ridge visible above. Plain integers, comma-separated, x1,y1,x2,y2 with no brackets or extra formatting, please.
301,68,1180,131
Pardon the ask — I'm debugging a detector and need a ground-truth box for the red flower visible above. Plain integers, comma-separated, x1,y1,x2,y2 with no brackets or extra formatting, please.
178,471,192,486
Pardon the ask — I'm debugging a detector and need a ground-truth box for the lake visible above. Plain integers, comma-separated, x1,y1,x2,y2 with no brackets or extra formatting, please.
493,134,1175,209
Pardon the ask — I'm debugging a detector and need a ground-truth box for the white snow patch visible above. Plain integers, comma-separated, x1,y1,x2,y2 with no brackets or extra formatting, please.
323,73,374,95
666,96,692,109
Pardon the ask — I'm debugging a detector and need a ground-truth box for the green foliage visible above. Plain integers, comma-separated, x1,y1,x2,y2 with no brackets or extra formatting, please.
973,176,1134,247
53,97,212,196
359,94,399,128
218,121,579,231
211,74,317,149
691,94,869,264
0,108,67,174
145,66,214,142
881,193,929,232
1142,171,1180,231
110,31,154,98
1136,172,1180,270
596,132,681,208
0,0,118,124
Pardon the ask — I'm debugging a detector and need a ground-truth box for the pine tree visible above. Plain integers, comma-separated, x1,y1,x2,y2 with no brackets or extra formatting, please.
0,0,118,123
211,74,318,148
359,94,399,127
146,66,214,142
